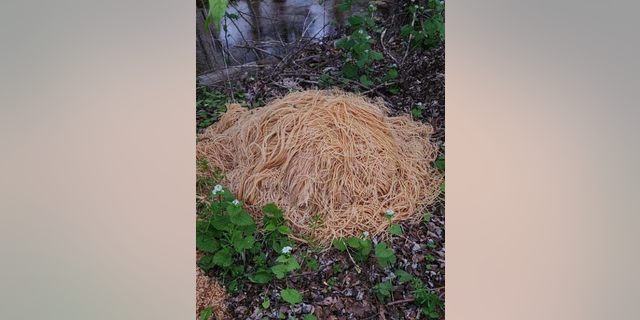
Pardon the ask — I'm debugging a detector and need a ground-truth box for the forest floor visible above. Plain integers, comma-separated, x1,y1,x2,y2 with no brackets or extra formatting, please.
196,10,445,320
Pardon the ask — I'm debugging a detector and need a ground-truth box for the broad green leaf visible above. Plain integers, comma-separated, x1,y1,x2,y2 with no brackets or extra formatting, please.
207,0,229,29
389,223,403,236
264,223,277,231
305,258,319,271
210,213,232,231
230,210,255,226
375,243,394,258
249,270,273,284
347,15,364,27
342,62,359,79
303,315,318,320
412,109,422,116
388,69,398,79
395,269,414,283
370,50,383,60
227,204,241,216
332,238,346,252
212,249,233,267
285,257,300,271
233,235,255,251
346,237,362,249
280,288,303,305
196,233,220,252
360,75,374,87
271,264,288,279
200,306,213,320
278,225,291,235
401,25,414,36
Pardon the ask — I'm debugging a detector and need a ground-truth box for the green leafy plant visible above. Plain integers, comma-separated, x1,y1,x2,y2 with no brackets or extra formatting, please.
280,288,303,305
334,1,397,89
401,0,445,51
333,236,373,262
305,257,319,271
374,242,397,268
196,186,256,278
411,278,444,318
373,281,394,301
303,314,318,320
411,102,427,119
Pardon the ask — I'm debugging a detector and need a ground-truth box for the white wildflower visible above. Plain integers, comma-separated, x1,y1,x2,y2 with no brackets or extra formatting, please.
281,246,293,254
232,199,240,205
358,30,363,34
366,35,371,40
385,209,395,217
212,184,223,195
363,231,370,237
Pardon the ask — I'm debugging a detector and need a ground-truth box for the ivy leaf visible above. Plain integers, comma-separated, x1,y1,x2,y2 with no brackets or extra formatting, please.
207,0,229,29
389,223,403,236
280,288,303,305
360,75,374,87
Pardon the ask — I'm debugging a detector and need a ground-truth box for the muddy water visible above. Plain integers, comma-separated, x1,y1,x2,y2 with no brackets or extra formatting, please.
196,0,362,73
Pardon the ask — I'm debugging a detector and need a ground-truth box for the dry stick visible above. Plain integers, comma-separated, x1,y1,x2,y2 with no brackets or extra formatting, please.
401,10,417,65
234,44,283,60
381,28,400,65
225,10,263,61
387,297,415,306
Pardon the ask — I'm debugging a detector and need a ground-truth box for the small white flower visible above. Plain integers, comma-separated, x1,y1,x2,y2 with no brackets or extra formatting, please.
214,185,223,192
281,246,293,254
358,30,363,34
232,199,240,205
366,35,371,40
363,231,370,237
385,209,395,216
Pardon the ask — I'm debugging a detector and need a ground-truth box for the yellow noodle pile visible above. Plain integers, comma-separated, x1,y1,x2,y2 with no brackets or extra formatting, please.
196,90,442,245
